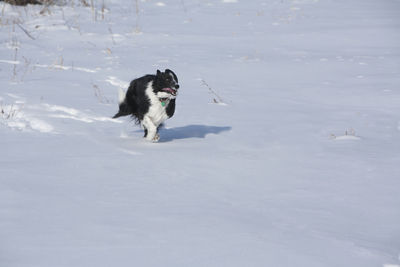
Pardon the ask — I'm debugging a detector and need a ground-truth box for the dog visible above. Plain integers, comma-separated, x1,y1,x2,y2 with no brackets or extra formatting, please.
113,69,180,142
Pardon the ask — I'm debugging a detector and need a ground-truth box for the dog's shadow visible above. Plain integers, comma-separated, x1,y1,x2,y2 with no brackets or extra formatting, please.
159,124,231,142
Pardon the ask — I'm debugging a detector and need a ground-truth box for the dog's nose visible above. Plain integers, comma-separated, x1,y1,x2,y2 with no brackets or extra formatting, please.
175,85,180,89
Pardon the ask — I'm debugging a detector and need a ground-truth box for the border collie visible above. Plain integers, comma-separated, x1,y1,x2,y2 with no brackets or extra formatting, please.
113,69,179,142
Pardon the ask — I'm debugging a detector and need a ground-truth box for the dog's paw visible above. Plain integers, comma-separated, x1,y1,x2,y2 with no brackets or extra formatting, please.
146,133,160,142
152,133,160,142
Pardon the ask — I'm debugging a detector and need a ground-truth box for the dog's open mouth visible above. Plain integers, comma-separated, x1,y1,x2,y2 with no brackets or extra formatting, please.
161,87,177,96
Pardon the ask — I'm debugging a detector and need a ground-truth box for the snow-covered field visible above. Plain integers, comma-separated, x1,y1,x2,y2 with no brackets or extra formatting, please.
1,0,400,266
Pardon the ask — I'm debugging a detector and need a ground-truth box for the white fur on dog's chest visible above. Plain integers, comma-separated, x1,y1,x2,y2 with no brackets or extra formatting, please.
147,101,169,126
145,82,170,126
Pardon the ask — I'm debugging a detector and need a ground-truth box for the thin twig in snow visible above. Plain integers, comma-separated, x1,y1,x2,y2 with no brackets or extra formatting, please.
16,23,35,40
201,79,225,104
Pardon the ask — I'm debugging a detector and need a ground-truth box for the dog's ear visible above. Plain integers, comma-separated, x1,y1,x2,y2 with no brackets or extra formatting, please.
157,69,162,76
165,69,178,82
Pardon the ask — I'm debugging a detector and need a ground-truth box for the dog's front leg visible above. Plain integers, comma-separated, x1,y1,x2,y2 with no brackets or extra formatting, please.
142,116,159,142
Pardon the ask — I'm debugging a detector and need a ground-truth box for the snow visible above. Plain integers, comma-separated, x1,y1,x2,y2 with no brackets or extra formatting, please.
1,0,400,266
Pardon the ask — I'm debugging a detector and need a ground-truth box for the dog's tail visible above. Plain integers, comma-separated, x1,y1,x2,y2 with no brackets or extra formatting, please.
112,88,131,119
117,88,126,104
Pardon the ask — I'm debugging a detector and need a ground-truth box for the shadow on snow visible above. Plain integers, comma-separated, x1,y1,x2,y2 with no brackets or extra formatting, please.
159,124,231,142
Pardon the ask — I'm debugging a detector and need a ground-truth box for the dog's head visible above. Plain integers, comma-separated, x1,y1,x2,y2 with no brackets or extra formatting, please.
154,69,180,99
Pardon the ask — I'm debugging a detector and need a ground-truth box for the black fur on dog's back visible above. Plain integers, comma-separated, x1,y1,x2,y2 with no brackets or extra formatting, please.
112,75,154,121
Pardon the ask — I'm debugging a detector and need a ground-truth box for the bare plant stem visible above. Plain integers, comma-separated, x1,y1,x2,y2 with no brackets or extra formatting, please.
80,0,89,7
16,23,35,40
201,79,224,104
92,83,111,104
134,0,140,33
108,26,116,45
90,0,96,21
12,48,18,81
101,0,106,20
1,102,20,120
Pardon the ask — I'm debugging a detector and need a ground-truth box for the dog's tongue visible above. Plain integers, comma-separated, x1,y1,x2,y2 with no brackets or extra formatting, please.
162,87,176,95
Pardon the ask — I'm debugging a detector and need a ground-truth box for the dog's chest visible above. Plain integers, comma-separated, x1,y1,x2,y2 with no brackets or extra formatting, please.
145,83,170,126
147,102,169,126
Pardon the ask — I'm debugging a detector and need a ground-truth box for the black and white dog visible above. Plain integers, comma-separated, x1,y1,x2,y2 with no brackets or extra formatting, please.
113,69,179,142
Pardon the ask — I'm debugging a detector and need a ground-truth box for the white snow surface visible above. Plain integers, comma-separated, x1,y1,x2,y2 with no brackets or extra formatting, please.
1,0,400,266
